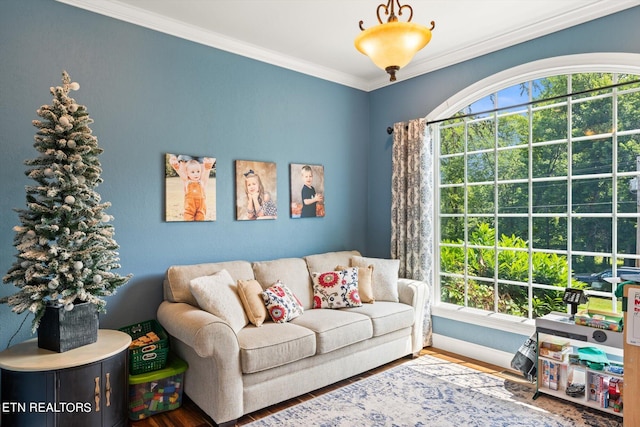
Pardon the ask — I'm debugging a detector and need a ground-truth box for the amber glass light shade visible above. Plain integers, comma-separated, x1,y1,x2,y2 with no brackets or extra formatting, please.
355,21,432,81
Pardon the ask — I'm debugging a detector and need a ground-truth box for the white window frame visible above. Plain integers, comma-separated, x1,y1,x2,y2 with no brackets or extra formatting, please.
429,53,640,335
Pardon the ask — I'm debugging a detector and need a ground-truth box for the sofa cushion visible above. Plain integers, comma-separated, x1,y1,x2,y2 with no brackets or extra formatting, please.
238,323,316,374
290,309,372,354
189,270,248,333
304,250,361,274
341,301,414,337
253,258,313,309
310,267,362,309
336,264,375,303
351,256,400,302
262,282,304,323
165,260,254,306
238,279,268,327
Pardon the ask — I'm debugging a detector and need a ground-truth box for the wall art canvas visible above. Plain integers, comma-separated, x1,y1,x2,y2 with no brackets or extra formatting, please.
165,153,216,221
290,163,325,218
236,160,278,220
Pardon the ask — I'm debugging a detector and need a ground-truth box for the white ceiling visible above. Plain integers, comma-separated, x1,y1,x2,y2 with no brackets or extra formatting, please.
57,0,640,91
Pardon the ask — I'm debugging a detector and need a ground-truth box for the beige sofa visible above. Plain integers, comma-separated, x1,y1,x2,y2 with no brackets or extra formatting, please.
157,250,430,426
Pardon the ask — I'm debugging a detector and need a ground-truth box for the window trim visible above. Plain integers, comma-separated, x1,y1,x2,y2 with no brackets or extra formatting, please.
428,53,640,333
427,53,640,124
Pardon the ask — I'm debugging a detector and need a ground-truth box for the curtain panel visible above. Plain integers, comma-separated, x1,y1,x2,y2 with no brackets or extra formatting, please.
390,118,434,347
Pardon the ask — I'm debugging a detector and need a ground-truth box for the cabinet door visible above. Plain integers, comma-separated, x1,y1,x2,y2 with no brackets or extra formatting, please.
56,350,128,427
101,349,128,427
57,361,102,427
1,370,56,427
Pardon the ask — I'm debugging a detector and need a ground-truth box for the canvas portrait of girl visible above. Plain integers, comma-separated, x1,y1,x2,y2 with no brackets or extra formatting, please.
236,160,277,220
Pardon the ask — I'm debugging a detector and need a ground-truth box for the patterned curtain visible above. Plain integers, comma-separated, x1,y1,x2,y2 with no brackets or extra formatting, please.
390,118,434,347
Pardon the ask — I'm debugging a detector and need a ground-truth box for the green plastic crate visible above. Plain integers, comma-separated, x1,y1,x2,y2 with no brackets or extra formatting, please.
128,353,188,420
119,319,169,375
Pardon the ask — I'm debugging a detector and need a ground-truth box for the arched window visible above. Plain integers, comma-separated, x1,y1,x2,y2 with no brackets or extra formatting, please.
432,54,640,323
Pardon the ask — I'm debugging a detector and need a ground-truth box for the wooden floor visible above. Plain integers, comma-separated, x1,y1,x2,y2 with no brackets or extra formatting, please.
128,348,527,427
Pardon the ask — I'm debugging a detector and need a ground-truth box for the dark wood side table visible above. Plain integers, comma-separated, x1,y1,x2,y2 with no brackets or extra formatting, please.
0,329,131,427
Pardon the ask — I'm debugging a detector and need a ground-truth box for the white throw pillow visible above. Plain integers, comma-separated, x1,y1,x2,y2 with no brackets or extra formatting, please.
350,256,399,302
190,269,248,332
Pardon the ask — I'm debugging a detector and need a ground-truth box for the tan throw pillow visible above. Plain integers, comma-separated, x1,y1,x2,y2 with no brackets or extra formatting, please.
350,256,399,302
189,270,248,333
336,264,375,303
237,279,267,327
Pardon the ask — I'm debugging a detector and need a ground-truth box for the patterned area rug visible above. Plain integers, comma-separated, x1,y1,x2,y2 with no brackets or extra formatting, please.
246,354,622,427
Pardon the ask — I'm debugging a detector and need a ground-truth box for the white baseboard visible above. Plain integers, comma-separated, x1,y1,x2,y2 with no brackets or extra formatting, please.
431,333,516,371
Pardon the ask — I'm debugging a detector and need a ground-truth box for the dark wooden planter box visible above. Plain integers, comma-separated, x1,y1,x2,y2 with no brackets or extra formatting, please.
38,301,98,352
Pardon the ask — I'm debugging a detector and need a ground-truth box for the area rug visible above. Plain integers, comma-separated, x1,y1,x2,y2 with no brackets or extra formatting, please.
246,354,622,427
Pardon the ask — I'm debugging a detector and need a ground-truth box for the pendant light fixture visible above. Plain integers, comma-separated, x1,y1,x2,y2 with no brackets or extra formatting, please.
355,0,435,82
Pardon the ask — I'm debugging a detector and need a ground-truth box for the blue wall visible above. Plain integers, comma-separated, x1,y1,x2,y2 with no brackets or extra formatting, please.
1,0,639,354
0,0,369,348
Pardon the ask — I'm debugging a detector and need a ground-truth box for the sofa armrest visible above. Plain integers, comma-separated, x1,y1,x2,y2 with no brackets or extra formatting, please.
398,278,429,307
157,301,243,424
397,278,431,355
157,301,240,358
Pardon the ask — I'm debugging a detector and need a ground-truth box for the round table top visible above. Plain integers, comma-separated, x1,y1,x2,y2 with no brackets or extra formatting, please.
0,329,131,371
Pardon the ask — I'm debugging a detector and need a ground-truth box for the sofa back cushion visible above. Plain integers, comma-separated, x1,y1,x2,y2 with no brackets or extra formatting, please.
253,258,313,310
164,260,254,306
304,250,361,274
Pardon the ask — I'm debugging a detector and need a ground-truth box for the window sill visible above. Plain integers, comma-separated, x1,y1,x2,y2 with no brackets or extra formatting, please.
432,303,535,336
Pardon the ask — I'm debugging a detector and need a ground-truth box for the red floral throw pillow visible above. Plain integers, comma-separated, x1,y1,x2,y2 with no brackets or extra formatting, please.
261,281,304,323
311,267,362,309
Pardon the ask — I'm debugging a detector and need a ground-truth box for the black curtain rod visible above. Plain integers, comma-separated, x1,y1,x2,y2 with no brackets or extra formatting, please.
386,78,640,135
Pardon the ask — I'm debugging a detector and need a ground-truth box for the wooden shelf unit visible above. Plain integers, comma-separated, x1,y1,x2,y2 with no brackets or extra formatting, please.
623,284,640,427
534,312,624,417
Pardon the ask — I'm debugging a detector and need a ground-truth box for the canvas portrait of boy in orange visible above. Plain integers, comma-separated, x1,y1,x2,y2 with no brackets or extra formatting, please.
165,153,216,221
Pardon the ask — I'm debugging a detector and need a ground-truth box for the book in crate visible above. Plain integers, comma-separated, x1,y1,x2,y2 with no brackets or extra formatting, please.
574,310,623,332
119,319,169,375
539,340,570,361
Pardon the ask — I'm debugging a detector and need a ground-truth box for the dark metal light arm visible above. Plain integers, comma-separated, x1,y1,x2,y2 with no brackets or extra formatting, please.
360,0,412,30
355,0,435,82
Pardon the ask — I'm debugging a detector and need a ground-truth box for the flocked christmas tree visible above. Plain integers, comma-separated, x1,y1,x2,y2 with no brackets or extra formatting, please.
2,71,132,332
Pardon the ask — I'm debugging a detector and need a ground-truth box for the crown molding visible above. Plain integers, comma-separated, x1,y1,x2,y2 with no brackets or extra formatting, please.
57,0,640,93
56,0,370,90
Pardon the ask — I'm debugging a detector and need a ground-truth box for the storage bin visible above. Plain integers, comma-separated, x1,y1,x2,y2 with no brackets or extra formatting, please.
128,353,188,420
119,319,169,374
